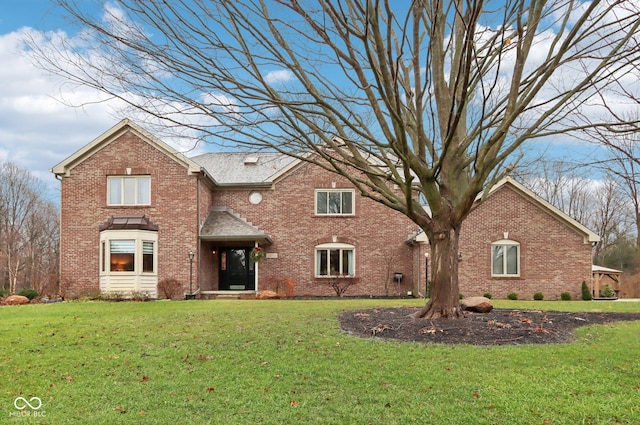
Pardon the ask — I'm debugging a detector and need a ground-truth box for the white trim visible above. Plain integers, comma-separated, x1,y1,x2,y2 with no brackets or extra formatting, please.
99,229,158,297
51,119,203,177
483,178,600,244
491,240,520,277
315,243,356,277
107,176,151,206
314,189,355,216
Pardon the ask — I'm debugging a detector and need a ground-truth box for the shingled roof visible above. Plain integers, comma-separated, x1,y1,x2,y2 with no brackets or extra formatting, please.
191,152,301,186
199,206,272,244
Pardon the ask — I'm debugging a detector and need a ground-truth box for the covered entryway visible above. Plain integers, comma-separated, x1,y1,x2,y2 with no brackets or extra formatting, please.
199,206,272,296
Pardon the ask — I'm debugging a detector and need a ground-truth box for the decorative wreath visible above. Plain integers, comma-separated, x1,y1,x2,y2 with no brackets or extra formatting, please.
250,246,265,263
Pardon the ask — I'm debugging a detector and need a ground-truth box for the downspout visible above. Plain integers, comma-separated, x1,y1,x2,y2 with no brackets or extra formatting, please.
54,172,63,295
254,240,259,293
196,173,201,293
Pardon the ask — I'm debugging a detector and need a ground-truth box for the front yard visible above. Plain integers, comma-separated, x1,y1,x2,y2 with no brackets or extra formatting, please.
1,299,639,424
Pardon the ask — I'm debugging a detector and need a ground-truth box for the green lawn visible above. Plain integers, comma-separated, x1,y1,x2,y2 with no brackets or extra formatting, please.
1,299,639,424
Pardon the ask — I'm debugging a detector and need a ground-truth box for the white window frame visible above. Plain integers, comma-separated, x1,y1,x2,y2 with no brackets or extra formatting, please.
315,243,355,277
100,230,158,275
107,176,151,206
315,189,355,216
491,239,520,277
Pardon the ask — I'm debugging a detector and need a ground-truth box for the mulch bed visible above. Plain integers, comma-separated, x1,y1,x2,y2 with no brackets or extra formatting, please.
338,307,640,346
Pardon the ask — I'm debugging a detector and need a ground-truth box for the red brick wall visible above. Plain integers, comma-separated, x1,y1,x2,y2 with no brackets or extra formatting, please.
59,130,199,297
457,184,593,300
210,162,417,296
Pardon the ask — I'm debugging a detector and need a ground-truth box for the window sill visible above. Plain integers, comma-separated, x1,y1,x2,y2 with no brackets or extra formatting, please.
315,275,356,279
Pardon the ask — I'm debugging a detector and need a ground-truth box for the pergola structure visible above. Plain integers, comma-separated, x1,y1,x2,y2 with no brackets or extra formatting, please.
592,265,622,299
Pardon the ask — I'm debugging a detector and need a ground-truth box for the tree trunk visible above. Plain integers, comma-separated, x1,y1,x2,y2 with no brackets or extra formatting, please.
414,226,464,319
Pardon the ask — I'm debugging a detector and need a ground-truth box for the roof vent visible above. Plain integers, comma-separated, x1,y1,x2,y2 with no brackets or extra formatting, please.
244,155,259,165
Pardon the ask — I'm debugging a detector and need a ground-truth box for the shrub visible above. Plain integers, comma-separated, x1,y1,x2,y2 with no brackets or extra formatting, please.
18,288,39,300
600,285,616,298
483,292,492,299
560,292,572,301
158,278,182,300
0,289,8,298
581,281,592,301
507,292,518,300
459,293,464,299
325,276,359,297
533,292,544,301
282,278,296,299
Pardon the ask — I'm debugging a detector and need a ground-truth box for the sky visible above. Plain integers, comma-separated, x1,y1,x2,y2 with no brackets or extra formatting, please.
0,0,201,199
0,0,630,201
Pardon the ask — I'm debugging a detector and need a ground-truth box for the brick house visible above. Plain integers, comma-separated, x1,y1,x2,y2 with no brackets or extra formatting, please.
411,177,600,300
52,119,417,299
52,119,599,300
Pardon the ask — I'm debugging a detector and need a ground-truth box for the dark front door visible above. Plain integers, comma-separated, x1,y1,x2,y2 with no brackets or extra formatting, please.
219,248,255,290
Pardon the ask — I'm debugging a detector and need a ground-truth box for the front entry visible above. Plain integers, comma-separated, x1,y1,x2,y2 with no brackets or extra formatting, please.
219,248,255,291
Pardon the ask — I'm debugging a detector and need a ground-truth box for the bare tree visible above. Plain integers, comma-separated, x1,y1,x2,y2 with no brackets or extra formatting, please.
517,161,630,263
0,162,59,295
31,0,640,318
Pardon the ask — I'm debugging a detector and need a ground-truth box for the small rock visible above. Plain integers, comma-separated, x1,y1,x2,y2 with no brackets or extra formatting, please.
5,295,30,305
256,290,279,300
461,296,493,313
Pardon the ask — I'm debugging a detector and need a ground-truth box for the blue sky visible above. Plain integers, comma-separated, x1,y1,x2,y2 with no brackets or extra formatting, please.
0,0,129,195
0,0,614,199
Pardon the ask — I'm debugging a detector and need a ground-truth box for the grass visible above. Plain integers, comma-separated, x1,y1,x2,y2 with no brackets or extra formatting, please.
1,298,639,424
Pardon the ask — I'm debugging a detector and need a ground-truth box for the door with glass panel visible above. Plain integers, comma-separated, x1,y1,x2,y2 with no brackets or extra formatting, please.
219,248,255,290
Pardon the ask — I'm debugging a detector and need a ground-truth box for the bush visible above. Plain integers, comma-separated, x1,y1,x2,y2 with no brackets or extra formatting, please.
560,292,572,301
158,278,182,299
0,289,8,298
459,293,464,299
17,288,39,300
483,292,492,299
533,292,544,301
581,281,592,301
600,285,616,298
507,292,518,300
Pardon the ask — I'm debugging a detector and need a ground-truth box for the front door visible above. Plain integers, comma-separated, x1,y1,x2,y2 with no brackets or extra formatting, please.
219,248,255,290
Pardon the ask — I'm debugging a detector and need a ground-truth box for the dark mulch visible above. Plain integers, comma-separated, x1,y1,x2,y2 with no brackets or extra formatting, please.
338,307,640,346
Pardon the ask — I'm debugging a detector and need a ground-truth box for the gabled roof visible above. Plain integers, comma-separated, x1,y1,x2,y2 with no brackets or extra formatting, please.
200,206,272,244
191,152,302,186
410,177,600,245
485,177,600,244
51,119,203,177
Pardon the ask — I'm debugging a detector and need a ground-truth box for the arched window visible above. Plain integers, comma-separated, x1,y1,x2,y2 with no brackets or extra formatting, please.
491,239,520,277
315,243,355,277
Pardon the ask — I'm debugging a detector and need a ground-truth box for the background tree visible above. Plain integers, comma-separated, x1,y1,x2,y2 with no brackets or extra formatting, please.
0,162,59,295
515,160,632,269
31,0,640,318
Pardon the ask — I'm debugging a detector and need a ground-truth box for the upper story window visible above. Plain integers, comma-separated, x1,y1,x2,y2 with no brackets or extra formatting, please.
492,239,520,277
108,176,151,206
315,189,354,215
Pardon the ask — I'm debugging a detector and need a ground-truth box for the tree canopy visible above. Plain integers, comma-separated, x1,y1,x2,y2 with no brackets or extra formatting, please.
31,0,640,317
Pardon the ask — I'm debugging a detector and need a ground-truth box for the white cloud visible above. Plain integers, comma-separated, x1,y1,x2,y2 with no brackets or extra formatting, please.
264,69,295,85
0,25,205,196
